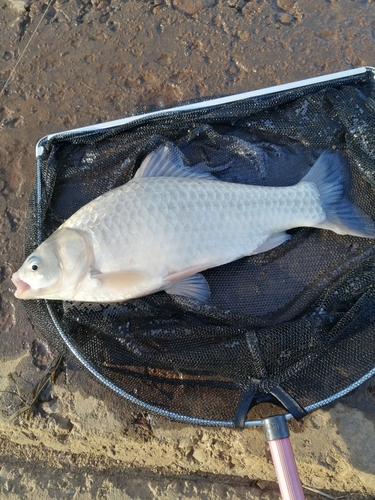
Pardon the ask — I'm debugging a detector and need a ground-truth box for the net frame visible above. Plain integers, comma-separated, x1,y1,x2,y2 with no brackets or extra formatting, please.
24,66,375,427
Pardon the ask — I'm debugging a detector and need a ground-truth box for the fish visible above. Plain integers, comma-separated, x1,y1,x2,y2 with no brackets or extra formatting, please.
11,146,375,303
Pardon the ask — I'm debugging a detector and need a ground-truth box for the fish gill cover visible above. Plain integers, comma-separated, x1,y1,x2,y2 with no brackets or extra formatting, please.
22,68,375,426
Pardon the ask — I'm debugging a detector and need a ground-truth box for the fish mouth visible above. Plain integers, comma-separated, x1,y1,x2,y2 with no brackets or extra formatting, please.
11,273,31,298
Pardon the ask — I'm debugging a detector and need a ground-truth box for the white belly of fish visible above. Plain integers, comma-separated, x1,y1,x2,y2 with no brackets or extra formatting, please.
62,176,323,302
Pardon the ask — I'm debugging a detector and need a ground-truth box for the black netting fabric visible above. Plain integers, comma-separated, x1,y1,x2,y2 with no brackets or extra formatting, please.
23,69,375,425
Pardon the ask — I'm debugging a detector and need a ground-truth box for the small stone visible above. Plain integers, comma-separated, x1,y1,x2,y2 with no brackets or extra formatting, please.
257,480,269,490
192,448,206,463
99,12,110,23
6,0,30,13
277,12,294,24
178,438,191,448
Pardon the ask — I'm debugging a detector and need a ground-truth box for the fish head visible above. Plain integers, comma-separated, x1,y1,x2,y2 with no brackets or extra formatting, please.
12,227,91,300
12,247,60,299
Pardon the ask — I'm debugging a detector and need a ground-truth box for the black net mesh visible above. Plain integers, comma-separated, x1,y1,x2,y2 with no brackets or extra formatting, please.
23,69,375,425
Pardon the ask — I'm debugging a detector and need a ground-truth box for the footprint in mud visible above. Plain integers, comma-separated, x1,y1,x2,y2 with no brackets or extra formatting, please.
30,339,54,370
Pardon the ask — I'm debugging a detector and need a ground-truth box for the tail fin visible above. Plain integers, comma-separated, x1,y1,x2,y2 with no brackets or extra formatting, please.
302,151,375,238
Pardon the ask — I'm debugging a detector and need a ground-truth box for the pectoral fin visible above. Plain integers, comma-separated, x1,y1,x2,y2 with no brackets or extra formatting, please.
165,273,210,302
90,270,149,293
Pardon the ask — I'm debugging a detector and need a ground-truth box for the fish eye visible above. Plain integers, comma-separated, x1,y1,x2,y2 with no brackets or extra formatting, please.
27,256,41,272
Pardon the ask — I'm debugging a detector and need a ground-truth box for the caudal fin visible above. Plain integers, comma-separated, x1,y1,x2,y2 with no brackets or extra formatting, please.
302,151,375,238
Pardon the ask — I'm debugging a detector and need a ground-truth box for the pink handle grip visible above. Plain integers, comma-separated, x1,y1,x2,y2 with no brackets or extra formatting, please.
268,437,305,500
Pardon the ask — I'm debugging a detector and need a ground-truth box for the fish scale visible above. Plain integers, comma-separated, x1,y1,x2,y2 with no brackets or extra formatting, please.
63,177,323,280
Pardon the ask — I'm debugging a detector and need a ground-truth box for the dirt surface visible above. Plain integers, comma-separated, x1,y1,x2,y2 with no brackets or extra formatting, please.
1,0,375,498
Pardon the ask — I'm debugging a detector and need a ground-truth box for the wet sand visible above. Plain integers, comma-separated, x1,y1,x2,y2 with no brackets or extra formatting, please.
1,0,375,498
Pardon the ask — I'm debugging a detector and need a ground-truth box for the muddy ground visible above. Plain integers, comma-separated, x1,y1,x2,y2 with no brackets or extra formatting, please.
1,0,375,498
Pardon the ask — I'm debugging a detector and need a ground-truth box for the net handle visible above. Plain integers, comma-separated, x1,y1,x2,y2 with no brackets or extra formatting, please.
262,415,305,500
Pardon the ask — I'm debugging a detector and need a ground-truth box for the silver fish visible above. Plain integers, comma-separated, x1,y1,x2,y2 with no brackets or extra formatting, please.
11,147,375,302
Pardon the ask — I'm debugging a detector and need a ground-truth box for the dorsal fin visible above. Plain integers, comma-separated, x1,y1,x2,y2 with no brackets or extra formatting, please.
134,145,217,181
